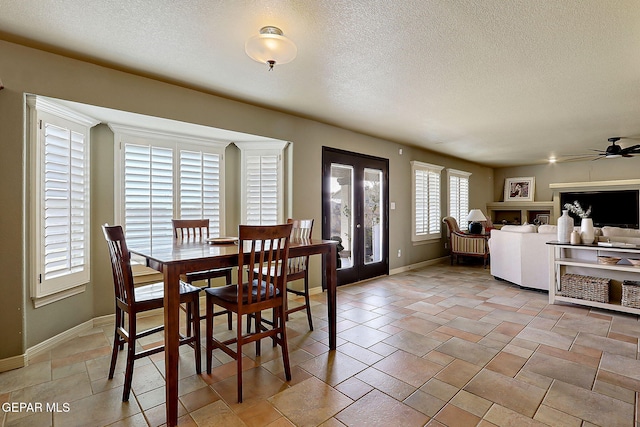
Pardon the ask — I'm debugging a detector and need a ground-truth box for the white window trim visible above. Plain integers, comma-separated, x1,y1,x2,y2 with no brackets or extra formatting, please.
411,160,444,242
235,140,289,225
27,95,99,307
447,168,472,231
110,124,229,235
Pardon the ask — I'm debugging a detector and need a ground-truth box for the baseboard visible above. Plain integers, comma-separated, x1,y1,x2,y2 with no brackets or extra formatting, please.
25,318,97,362
389,257,448,275
0,354,28,373
0,314,117,373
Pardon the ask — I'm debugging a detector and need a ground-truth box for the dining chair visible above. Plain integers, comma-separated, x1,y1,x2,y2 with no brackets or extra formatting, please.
102,224,202,402
281,218,315,329
246,218,314,338
205,223,293,403
172,219,234,332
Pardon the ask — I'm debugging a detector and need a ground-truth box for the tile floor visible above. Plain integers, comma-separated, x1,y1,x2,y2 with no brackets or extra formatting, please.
2,262,640,426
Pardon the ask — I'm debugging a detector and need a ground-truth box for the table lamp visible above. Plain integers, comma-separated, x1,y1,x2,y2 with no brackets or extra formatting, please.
467,209,487,234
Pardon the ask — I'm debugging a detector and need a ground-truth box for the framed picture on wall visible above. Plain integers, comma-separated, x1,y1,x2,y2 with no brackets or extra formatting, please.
504,177,535,202
536,214,549,225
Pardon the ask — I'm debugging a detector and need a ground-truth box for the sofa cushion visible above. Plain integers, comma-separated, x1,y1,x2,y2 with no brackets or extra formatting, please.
537,225,557,234
500,224,537,233
602,226,640,238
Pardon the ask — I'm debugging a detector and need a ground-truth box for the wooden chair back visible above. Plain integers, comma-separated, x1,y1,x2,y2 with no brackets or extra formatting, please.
102,224,136,308
172,219,210,240
239,223,293,308
287,218,313,273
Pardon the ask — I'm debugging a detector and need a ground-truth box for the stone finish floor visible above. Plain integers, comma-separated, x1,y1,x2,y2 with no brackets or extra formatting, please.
2,262,640,426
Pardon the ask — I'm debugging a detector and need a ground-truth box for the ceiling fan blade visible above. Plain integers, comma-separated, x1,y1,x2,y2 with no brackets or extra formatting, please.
557,155,600,162
620,144,640,154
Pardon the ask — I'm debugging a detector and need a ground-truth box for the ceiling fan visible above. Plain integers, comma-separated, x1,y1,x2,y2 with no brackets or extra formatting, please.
596,137,640,158
562,137,640,162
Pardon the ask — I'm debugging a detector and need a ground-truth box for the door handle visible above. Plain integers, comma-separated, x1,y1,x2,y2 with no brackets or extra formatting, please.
356,224,361,228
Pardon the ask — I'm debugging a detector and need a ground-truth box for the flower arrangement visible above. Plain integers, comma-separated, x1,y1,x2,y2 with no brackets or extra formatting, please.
564,200,591,218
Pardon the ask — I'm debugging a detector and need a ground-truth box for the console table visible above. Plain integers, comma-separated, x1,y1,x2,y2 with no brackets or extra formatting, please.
548,241,640,315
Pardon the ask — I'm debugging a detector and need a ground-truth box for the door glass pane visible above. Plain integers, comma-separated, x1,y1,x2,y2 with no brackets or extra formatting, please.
330,163,353,270
364,168,383,264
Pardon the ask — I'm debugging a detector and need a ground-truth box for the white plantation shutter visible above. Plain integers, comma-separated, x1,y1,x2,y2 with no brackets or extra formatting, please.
123,143,174,249
43,123,88,280
180,150,221,236
246,154,278,225
412,161,444,241
236,141,288,226
28,95,98,306
112,125,228,246
448,169,472,231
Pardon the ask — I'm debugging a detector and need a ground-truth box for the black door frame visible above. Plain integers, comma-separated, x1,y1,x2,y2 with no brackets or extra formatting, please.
322,147,389,286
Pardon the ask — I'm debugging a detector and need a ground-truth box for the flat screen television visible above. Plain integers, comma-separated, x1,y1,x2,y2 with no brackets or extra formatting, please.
560,190,639,228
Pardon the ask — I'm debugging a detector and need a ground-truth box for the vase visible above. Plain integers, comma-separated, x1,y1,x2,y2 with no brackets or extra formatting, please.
557,210,573,243
570,230,581,245
580,218,595,244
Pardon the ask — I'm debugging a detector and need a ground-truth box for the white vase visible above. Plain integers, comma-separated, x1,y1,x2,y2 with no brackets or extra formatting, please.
557,210,573,243
580,218,595,244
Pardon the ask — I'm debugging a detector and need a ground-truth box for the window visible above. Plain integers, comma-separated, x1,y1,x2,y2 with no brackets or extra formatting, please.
411,161,444,241
112,125,227,248
27,95,98,307
448,169,471,231
236,141,288,225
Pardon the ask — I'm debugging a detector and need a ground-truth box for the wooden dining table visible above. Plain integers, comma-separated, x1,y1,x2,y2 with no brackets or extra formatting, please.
129,237,338,427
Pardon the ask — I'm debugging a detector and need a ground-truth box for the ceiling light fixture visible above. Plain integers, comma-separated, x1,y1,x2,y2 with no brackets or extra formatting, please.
245,26,297,71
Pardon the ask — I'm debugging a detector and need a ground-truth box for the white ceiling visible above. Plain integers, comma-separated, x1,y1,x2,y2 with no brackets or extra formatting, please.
2,0,640,167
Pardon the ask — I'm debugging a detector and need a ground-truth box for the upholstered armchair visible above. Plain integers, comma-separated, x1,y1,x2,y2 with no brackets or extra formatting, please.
442,216,490,268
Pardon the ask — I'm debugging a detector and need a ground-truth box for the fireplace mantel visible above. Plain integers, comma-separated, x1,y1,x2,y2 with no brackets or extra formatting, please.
550,179,640,192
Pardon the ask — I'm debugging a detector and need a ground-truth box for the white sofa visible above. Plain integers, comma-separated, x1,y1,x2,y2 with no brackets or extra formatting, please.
489,224,640,291
489,225,556,291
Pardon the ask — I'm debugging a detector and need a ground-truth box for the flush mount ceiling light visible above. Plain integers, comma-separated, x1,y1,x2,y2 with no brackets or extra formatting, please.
245,26,297,71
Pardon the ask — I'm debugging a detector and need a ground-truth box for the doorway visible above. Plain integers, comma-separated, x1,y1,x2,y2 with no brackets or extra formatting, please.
322,147,389,286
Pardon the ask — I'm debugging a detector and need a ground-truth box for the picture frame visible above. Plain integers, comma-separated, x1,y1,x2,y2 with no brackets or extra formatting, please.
536,214,549,225
504,177,535,202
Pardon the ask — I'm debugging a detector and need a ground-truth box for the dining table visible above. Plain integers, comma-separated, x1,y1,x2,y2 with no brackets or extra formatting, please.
129,236,338,427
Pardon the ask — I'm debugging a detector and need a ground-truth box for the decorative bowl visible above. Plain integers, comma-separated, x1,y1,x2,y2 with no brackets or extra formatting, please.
598,256,622,265
627,258,640,267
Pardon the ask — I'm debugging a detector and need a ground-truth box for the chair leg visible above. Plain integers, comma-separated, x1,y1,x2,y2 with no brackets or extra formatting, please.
205,294,214,374
191,297,202,374
303,274,313,331
108,308,122,379
255,311,262,356
186,302,193,338
226,310,233,330
122,313,137,402
236,313,244,403
278,304,292,381
224,270,233,330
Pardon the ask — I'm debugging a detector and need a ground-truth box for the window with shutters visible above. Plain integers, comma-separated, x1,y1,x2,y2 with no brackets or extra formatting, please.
448,169,472,231
235,141,288,225
27,95,98,307
111,125,227,248
411,161,444,242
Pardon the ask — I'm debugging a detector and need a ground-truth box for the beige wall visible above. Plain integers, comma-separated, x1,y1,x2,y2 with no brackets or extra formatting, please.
0,40,493,360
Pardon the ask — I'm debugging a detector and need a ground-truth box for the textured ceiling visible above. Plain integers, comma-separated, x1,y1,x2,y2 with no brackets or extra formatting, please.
1,0,640,166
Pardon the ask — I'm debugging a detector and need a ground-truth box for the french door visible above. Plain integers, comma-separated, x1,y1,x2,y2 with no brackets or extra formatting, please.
322,147,389,286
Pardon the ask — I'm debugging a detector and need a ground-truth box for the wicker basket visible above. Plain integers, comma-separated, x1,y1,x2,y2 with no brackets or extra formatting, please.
559,274,610,303
622,280,640,308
